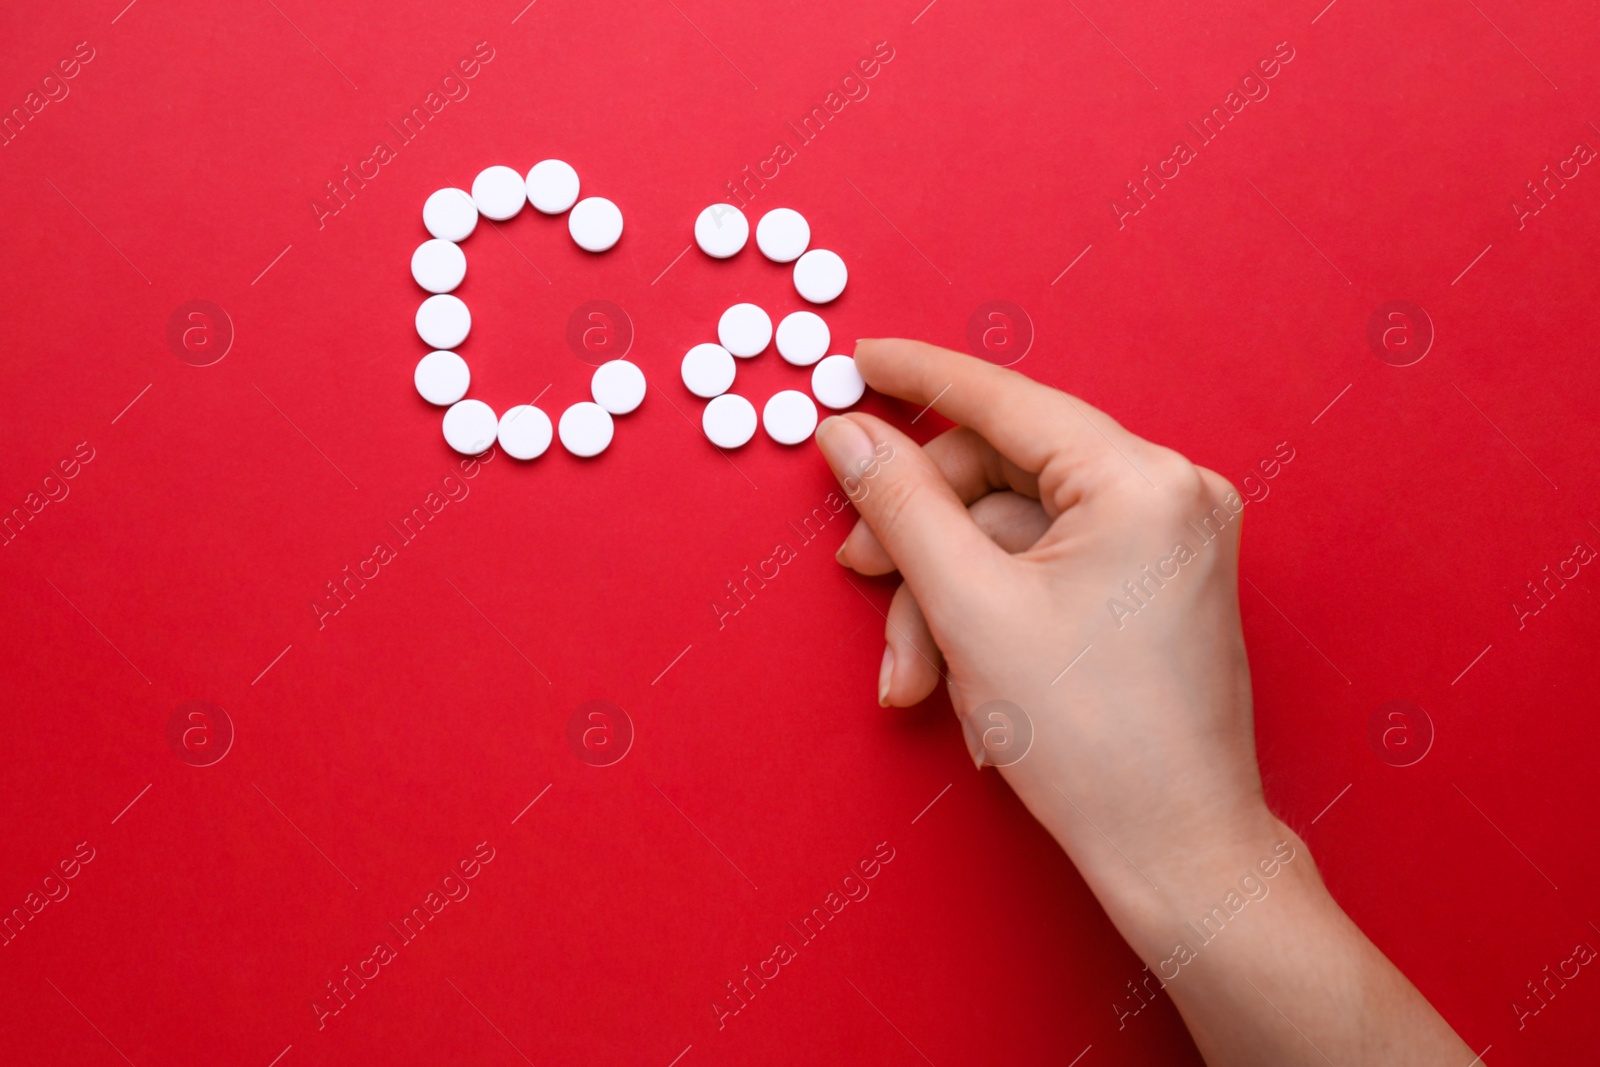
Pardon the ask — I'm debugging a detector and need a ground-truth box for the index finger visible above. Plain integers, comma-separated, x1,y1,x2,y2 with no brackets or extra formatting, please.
853,338,1132,477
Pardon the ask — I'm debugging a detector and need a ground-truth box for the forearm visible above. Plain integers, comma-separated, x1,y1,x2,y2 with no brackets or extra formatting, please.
1089,816,1472,1066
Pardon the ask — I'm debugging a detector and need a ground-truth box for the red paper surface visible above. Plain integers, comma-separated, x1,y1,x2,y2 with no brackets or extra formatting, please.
3,1,1598,1063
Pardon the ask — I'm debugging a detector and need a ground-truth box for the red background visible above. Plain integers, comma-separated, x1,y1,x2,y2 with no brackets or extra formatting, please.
2,0,1598,1063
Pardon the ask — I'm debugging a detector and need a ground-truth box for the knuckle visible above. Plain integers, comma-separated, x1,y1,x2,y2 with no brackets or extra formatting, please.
1198,467,1241,507
866,470,920,535
1148,444,1199,483
1120,450,1246,535
1139,449,1206,510
864,460,915,524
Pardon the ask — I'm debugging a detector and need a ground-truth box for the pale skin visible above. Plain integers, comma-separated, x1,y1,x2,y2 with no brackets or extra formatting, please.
813,339,1474,1066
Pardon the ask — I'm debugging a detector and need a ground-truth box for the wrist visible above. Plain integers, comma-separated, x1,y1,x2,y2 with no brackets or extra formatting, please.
1090,809,1325,968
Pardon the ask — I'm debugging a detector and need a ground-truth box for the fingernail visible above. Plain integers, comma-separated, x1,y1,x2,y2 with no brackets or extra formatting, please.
877,646,894,707
816,416,875,476
960,714,986,770
834,543,849,566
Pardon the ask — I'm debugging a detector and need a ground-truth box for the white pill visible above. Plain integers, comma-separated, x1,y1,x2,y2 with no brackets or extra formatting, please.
718,303,772,358
525,159,580,214
471,165,526,221
416,294,471,349
497,404,553,460
762,390,818,445
812,355,866,410
414,350,470,406
442,399,497,456
559,401,615,457
702,393,757,449
591,359,647,415
756,208,810,263
793,249,848,304
569,197,623,252
694,204,748,258
423,188,478,242
681,343,736,398
775,311,830,366
410,239,467,294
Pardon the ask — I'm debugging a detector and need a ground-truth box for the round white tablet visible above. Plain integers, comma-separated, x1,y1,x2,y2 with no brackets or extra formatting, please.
702,393,757,449
525,159,580,214
471,165,526,221
694,204,748,258
793,249,848,304
756,208,810,262
775,311,830,366
410,239,467,294
718,303,772,358
559,401,615,457
569,197,623,252
762,390,819,445
680,343,736,398
414,350,470,405
591,359,647,415
416,294,471,349
811,355,866,410
442,399,497,456
497,404,553,460
423,188,478,242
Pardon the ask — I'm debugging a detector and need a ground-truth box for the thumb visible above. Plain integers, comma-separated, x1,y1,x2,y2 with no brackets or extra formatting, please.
814,414,1005,614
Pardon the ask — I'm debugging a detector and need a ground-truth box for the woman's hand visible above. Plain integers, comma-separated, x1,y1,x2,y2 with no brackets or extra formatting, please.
818,337,1265,915
814,338,1472,1066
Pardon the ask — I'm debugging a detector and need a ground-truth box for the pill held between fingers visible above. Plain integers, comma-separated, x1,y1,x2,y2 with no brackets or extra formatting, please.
718,303,772,358
681,343,736,398
410,239,467,294
702,393,758,449
793,249,848,304
471,165,527,221
525,159,580,214
811,354,866,409
497,404,553,460
414,350,471,405
591,359,647,415
423,188,478,242
694,204,748,258
442,399,498,456
569,197,624,252
559,401,615,456
756,208,810,263
762,389,819,445
775,311,830,366
416,294,471,349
